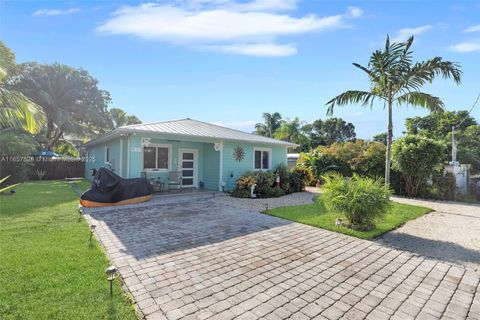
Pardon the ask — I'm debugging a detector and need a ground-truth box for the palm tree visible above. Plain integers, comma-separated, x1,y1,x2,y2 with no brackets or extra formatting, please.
326,35,461,184
274,117,309,151
0,42,43,133
254,112,282,137
109,107,141,128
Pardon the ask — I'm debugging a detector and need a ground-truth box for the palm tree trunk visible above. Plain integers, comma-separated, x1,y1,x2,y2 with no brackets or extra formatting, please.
385,99,393,185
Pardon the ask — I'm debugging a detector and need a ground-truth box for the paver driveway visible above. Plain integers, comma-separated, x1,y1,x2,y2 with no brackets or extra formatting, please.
86,196,480,320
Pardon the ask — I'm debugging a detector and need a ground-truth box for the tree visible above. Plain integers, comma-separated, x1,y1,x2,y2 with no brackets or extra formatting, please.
0,42,43,133
109,107,142,129
273,117,309,151
254,112,282,137
11,63,113,150
392,135,446,197
372,132,387,145
405,110,480,173
326,35,461,184
305,117,356,147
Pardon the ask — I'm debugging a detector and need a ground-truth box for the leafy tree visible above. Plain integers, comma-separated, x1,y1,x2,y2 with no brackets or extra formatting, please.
273,117,309,151
54,140,79,157
351,142,386,178
0,42,43,133
392,135,446,197
109,107,142,128
11,63,113,150
405,110,480,173
326,35,462,184
372,132,387,145
304,117,356,147
254,112,282,137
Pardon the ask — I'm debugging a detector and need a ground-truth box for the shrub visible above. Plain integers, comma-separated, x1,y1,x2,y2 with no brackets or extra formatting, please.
420,172,456,200
263,186,286,198
321,173,391,230
292,166,314,186
232,171,275,198
288,171,304,193
253,171,275,197
392,135,446,197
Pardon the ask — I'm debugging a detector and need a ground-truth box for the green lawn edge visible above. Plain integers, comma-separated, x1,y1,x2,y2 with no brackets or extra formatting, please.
264,198,432,240
0,180,137,320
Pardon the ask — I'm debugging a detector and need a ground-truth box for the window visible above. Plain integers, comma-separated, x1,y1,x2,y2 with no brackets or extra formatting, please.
143,144,171,170
105,147,110,163
254,148,271,170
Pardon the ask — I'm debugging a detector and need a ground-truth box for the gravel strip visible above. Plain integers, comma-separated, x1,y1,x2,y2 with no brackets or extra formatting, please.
380,196,480,269
213,187,320,212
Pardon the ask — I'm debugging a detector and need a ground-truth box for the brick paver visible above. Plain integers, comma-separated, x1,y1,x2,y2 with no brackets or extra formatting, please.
86,197,480,320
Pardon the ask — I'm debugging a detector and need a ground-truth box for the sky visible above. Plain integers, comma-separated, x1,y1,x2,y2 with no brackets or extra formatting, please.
1,0,479,139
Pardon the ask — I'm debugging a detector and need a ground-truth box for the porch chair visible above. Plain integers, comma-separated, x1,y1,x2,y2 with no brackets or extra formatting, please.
168,171,182,192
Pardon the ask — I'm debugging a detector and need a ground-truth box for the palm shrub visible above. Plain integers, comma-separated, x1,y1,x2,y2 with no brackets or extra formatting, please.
322,173,391,230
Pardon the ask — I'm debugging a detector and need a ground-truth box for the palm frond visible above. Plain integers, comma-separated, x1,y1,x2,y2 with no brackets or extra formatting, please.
396,91,445,113
326,91,379,116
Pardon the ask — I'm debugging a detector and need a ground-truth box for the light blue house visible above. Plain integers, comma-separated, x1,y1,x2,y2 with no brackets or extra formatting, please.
84,119,296,191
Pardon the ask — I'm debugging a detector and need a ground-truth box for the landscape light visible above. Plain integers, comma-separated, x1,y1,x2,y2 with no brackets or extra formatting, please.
105,266,117,296
89,224,96,243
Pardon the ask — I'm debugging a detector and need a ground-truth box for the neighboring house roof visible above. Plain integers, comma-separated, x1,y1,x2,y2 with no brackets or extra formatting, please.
84,118,297,147
287,153,300,159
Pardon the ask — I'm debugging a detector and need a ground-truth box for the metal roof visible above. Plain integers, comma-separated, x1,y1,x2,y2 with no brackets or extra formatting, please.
84,119,297,147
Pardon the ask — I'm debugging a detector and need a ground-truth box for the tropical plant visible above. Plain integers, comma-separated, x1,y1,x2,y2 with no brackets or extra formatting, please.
254,112,282,137
274,117,309,151
326,35,462,184
321,173,391,230
109,107,141,129
11,63,113,150
0,42,43,133
392,135,446,197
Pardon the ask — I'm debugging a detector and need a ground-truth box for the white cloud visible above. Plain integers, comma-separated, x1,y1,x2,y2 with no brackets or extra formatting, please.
347,6,363,18
392,25,432,42
96,1,362,56
463,24,480,33
33,8,80,16
205,43,297,56
449,41,480,53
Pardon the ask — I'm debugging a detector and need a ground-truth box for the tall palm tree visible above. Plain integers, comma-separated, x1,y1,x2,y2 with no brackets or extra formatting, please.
254,112,282,137
326,36,461,184
0,42,43,133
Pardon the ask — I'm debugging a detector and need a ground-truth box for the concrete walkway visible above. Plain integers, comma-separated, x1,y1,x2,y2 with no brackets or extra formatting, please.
379,197,480,269
86,196,480,320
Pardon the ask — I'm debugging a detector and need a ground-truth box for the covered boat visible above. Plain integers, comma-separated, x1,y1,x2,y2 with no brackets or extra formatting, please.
80,167,152,208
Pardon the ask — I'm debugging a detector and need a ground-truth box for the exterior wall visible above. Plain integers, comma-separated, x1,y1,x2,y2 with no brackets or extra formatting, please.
221,141,287,191
203,143,220,190
85,138,121,180
128,133,211,189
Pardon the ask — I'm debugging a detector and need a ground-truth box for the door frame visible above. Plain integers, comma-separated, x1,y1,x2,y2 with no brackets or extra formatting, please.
178,148,198,188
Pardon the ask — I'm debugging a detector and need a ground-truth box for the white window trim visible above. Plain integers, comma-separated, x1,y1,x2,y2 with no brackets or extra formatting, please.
253,147,272,171
142,143,172,172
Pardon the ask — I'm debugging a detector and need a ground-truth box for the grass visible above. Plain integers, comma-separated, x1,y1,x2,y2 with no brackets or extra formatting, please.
0,180,137,320
264,197,431,240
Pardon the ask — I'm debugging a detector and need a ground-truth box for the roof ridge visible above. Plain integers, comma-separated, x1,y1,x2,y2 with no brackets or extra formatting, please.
119,118,191,129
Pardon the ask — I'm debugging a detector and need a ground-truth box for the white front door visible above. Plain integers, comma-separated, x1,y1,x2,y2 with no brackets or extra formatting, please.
179,149,197,187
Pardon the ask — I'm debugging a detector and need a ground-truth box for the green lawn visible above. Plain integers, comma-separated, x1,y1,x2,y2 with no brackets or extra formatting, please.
0,180,137,320
264,197,431,239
